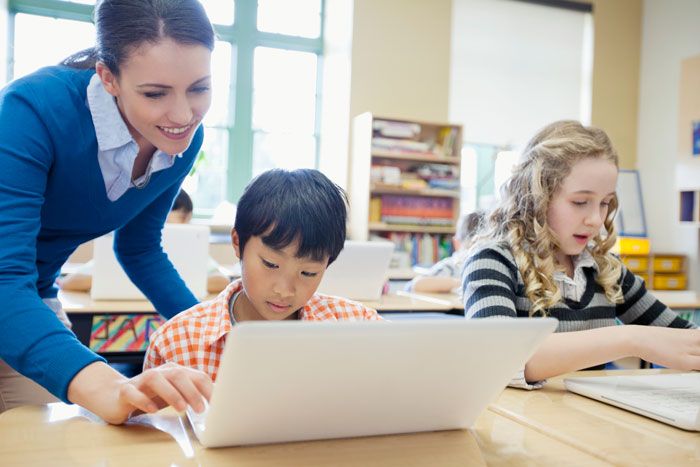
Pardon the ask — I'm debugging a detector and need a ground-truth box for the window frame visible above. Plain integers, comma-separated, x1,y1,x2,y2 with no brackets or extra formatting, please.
6,0,326,214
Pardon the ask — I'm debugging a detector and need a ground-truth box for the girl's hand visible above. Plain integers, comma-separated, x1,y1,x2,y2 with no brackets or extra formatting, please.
68,361,213,425
629,325,700,370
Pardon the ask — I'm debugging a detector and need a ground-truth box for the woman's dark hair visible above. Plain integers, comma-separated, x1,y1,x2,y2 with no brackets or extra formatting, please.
172,189,193,215
235,169,348,266
61,0,215,75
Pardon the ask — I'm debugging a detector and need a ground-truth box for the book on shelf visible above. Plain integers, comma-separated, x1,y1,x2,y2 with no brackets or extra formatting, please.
372,137,431,154
438,126,459,158
369,197,382,223
372,120,421,139
380,195,454,220
427,178,460,190
380,232,454,267
382,216,454,226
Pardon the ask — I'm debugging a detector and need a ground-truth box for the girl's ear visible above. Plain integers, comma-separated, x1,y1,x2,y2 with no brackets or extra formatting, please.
231,229,241,260
95,61,120,97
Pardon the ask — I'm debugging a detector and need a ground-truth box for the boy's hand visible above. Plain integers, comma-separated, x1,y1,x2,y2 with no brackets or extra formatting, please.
630,326,700,370
68,361,213,425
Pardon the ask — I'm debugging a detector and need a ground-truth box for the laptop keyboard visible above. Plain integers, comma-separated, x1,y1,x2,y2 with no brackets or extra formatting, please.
611,387,700,415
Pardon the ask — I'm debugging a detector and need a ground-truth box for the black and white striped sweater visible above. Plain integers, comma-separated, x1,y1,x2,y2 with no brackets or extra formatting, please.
462,243,694,331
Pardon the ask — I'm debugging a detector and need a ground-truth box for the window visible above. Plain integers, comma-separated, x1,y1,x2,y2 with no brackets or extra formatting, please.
12,13,94,78
251,47,319,177
449,0,593,210
6,0,325,217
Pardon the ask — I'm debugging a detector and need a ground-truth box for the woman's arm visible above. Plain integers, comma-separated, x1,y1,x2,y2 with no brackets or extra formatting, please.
0,83,107,400
115,181,198,319
524,325,700,381
68,361,212,425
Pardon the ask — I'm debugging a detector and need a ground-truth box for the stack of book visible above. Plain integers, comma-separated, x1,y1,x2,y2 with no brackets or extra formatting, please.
379,195,454,226
384,232,453,267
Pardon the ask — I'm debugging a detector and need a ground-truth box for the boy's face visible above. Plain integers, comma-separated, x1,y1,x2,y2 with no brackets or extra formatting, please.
232,230,329,321
166,208,193,224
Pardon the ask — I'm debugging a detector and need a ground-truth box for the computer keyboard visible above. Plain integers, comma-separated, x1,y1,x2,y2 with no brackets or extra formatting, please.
565,373,700,430
611,387,700,414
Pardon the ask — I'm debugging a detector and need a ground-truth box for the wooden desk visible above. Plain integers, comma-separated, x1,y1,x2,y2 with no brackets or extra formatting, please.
59,291,461,364
0,402,606,466
490,370,700,465
59,290,459,315
650,290,700,310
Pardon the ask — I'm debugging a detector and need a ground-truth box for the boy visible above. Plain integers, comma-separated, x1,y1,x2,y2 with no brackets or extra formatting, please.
144,169,382,379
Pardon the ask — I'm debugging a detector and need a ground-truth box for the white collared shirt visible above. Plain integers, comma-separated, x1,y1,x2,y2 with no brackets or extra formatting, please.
86,74,181,201
552,248,598,302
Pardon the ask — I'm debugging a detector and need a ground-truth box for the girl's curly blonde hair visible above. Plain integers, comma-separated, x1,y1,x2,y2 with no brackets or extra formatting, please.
474,120,623,316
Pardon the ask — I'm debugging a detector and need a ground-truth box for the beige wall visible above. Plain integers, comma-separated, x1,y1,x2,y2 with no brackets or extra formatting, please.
587,0,642,169
348,0,643,167
349,0,452,123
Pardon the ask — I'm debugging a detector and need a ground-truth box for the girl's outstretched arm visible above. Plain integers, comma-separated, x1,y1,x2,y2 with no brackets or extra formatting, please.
525,325,700,381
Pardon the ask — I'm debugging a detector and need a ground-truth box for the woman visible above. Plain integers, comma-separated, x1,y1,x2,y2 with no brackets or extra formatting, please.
0,0,216,423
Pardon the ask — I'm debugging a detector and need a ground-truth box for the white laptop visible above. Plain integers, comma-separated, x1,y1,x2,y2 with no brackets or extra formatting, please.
91,224,209,300
564,373,700,431
186,318,558,447
316,240,394,301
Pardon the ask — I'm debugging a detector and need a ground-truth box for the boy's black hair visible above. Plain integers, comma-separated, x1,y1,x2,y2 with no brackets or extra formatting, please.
234,169,348,265
172,189,193,215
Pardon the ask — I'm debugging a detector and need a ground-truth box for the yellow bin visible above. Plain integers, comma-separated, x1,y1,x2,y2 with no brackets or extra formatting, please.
621,255,649,273
652,255,684,273
614,237,650,255
652,273,687,290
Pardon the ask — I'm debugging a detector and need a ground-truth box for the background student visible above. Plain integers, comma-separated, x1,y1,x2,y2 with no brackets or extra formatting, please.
145,169,382,378
59,189,230,294
462,120,698,388
0,0,217,423
407,210,484,294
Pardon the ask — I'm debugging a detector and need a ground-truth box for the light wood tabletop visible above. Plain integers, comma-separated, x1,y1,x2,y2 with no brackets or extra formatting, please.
0,399,608,466
59,290,459,314
490,369,700,466
5,370,691,465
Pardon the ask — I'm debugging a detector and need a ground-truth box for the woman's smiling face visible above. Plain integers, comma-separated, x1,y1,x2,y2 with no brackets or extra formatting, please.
97,37,212,156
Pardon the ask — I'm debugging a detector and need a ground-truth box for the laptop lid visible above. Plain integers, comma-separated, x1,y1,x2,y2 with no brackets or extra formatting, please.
564,373,700,431
190,318,558,447
91,224,210,300
316,240,394,301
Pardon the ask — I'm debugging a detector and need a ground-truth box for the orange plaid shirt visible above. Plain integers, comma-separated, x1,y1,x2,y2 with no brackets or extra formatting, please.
144,279,382,380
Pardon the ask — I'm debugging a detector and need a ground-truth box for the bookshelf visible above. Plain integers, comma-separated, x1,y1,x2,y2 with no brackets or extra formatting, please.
350,112,462,267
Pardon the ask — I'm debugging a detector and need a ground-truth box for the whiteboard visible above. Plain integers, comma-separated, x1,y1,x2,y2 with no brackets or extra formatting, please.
615,170,647,237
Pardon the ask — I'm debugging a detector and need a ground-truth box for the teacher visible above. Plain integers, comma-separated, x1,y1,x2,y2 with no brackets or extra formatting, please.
0,0,215,423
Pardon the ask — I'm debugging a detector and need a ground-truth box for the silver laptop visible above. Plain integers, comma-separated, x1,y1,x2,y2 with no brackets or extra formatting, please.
187,318,558,447
564,373,700,431
91,224,209,300
316,240,394,301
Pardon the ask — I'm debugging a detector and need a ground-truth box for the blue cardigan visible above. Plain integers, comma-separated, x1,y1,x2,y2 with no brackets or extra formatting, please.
0,66,203,401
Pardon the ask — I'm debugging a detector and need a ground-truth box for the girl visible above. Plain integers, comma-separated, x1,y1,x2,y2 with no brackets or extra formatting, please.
0,0,216,423
462,120,698,388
